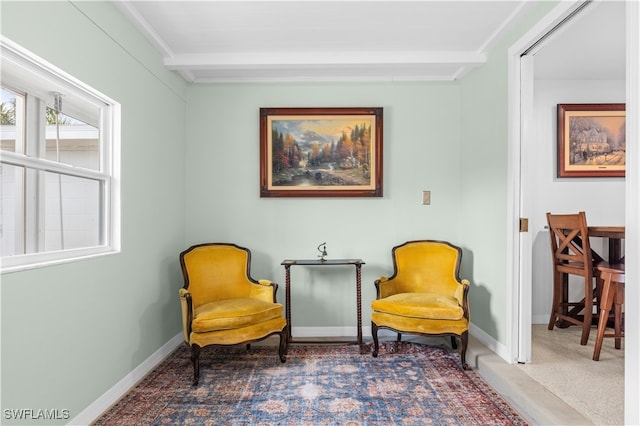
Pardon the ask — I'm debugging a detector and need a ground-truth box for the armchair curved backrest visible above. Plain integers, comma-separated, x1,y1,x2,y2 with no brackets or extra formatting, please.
383,241,464,303
180,243,273,307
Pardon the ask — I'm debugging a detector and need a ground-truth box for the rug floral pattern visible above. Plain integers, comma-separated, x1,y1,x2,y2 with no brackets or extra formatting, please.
93,342,527,425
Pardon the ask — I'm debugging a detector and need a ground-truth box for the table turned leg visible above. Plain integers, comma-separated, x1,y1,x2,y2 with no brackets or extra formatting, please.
285,264,292,340
356,264,364,353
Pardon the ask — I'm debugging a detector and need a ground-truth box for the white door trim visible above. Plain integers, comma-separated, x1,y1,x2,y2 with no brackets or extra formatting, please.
623,2,640,424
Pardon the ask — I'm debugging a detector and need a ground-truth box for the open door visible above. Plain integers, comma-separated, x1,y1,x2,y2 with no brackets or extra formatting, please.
516,53,535,363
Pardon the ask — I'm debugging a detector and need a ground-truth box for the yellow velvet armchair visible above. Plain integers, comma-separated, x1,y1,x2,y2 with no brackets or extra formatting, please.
371,240,470,369
179,243,288,385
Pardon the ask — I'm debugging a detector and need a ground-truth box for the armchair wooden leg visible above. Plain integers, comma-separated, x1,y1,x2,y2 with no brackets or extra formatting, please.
191,344,201,386
396,333,402,342
450,336,458,349
278,327,288,363
459,331,469,370
372,322,380,358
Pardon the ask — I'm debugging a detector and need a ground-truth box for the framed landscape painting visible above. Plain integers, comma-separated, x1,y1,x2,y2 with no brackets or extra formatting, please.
557,103,626,178
260,107,383,197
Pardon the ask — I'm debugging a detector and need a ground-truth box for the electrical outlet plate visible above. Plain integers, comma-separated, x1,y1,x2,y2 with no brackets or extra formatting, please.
422,190,431,205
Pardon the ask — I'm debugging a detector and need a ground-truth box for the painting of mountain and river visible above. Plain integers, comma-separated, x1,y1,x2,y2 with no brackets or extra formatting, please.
260,107,383,197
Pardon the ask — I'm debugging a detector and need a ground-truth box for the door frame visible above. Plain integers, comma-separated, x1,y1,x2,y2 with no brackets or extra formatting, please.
506,0,585,365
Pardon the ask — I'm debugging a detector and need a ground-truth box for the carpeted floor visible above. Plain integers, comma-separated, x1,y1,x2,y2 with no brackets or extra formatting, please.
93,341,528,425
518,325,624,425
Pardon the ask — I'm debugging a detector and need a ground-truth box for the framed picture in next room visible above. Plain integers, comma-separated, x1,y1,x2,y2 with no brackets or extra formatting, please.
557,103,625,178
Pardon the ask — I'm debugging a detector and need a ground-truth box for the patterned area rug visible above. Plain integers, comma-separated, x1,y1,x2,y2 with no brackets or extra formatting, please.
93,342,527,425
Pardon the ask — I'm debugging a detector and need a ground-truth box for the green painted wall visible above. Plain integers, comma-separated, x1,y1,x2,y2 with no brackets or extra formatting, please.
183,1,558,343
0,0,559,423
459,2,558,344
185,83,463,328
1,1,187,424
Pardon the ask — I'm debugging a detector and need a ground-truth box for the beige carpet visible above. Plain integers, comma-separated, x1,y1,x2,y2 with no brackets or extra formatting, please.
518,324,624,425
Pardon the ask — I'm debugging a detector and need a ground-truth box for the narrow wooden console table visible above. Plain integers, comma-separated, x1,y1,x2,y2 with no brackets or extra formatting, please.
281,258,366,353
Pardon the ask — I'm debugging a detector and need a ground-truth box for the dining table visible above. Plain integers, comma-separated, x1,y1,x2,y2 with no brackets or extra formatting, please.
588,226,625,264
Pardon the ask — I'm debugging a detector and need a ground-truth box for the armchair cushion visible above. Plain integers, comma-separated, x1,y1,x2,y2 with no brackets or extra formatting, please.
371,312,469,336
190,317,287,348
192,298,284,332
372,292,463,320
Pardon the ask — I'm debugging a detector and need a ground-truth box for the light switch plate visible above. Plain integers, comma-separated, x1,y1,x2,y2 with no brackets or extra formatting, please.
422,191,431,205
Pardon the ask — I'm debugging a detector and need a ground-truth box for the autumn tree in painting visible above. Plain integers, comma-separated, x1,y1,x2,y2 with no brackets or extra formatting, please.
272,128,304,173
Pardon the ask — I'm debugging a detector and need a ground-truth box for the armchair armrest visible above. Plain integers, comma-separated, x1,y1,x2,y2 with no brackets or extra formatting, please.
249,279,279,303
454,279,470,303
375,276,401,299
457,279,471,320
178,288,193,344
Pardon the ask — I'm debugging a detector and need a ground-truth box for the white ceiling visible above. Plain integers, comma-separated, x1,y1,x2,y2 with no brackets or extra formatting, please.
114,0,534,83
534,1,625,81
114,0,626,84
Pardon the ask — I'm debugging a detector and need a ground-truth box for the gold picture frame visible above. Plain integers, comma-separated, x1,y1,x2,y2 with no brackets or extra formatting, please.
557,103,625,178
260,107,383,197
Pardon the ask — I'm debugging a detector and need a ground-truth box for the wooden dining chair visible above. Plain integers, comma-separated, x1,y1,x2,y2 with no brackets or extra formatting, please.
546,212,604,345
593,265,625,361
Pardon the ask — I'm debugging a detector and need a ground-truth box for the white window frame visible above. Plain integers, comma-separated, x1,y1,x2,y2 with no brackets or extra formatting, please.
1,37,120,273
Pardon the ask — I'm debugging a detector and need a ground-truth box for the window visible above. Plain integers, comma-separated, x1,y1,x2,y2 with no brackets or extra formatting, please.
1,37,120,272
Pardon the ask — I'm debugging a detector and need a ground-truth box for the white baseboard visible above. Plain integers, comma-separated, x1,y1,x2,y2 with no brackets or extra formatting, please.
291,326,396,338
68,333,183,426
468,323,509,362
532,314,549,324
292,326,493,344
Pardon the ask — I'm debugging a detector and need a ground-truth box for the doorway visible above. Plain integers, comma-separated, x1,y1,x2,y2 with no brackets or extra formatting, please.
508,0,640,424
